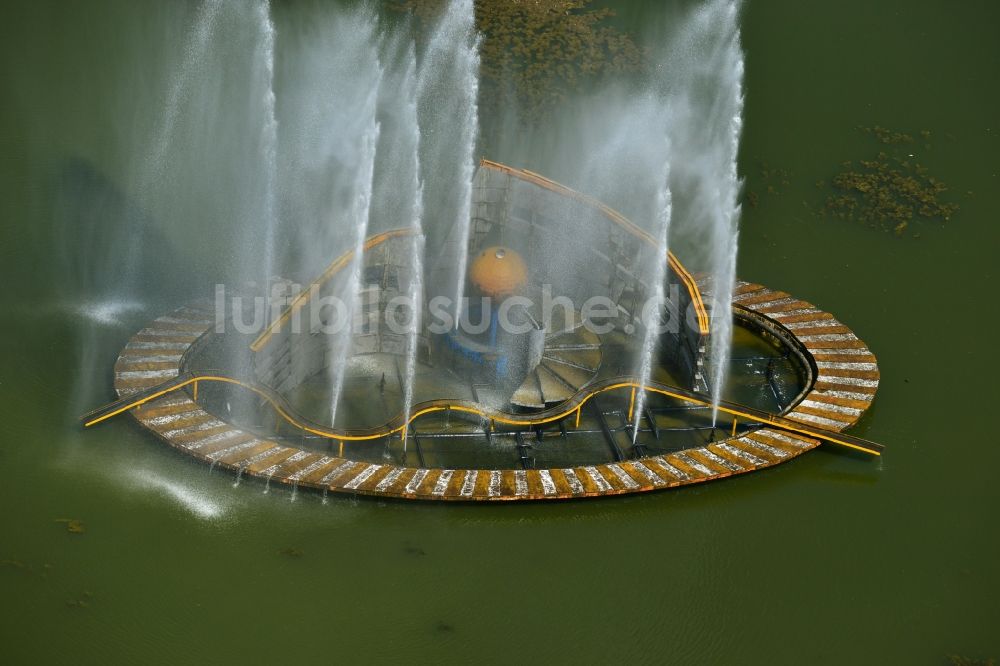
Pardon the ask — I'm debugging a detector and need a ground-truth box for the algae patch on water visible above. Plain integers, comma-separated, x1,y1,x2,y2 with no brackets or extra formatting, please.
947,656,996,666
820,126,960,236
743,161,791,209
389,0,642,122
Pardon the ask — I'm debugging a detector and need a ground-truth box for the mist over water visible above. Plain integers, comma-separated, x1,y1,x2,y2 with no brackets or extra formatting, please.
54,0,743,421
631,157,674,442
483,0,745,410
126,0,224,296
616,0,745,415
396,50,426,446
253,0,280,295
277,5,385,282
416,0,480,323
327,90,381,427
670,1,745,420
143,0,224,189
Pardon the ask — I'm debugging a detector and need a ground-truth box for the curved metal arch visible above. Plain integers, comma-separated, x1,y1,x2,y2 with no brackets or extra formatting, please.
249,160,712,353
478,159,711,334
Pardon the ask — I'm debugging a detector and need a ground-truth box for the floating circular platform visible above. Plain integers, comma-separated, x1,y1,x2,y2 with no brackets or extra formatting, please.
108,279,879,501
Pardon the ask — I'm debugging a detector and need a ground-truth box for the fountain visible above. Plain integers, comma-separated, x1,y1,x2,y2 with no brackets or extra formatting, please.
254,0,280,298
703,6,745,424
417,0,480,326
326,94,381,428
398,49,426,460
631,158,673,444
80,0,882,502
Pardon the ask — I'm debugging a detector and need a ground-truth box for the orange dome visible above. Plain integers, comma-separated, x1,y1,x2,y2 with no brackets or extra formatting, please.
469,246,528,297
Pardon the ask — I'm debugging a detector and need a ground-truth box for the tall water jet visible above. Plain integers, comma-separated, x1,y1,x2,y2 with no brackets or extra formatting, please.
276,4,385,411
63,0,226,420
652,0,744,422
398,50,426,457
704,2,744,423
327,87,382,427
417,0,479,324
631,156,673,443
571,86,679,445
254,0,280,305
708,225,740,423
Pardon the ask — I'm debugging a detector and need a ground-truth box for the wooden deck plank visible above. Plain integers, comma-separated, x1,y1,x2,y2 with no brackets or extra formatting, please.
458,469,480,497
767,311,831,324
129,333,201,344
115,359,184,372
212,440,279,467
734,282,766,297
351,464,396,493
750,430,819,454
207,439,270,466
709,439,780,469
575,466,608,493
754,298,815,313
141,410,214,431
786,410,854,430
647,456,690,482
245,448,298,475
602,463,641,490
195,432,258,459
687,448,744,474
234,445,295,472
272,452,328,483
667,453,714,479
735,435,789,462
286,456,339,485
619,460,666,489
797,399,863,418
134,398,199,420
709,442,768,469
781,319,846,332
554,468,586,495
739,290,791,306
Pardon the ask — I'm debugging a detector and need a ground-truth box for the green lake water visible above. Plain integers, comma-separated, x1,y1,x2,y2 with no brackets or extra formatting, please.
1,1,998,663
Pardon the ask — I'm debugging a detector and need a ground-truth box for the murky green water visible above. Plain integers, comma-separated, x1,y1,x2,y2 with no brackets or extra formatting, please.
2,1,998,663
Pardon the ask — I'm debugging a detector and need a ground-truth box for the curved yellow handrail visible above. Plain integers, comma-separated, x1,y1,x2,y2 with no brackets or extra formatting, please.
84,372,881,456
249,228,418,352
479,159,711,334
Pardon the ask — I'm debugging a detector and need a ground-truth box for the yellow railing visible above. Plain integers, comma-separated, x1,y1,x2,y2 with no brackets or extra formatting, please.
479,159,711,334
249,228,417,352
83,372,882,456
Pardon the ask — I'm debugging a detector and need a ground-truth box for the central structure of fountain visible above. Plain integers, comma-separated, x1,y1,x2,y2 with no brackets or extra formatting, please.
85,159,882,501
251,160,710,413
